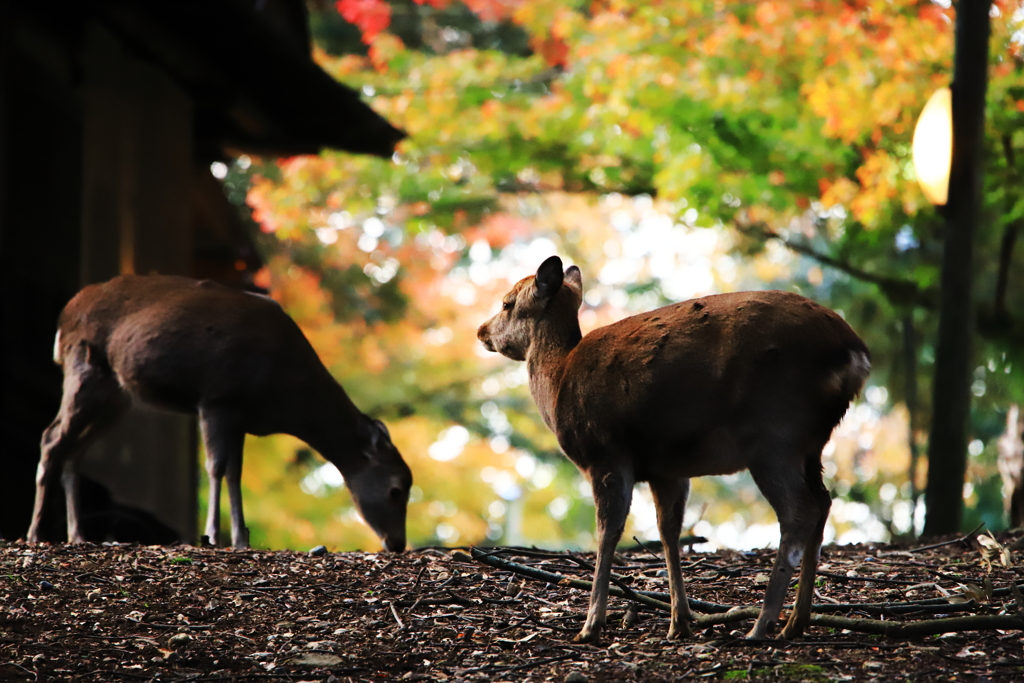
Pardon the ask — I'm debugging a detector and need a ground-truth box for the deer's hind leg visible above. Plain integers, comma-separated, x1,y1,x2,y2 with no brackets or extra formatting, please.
28,342,129,543
746,445,830,641
779,454,831,639
199,409,248,548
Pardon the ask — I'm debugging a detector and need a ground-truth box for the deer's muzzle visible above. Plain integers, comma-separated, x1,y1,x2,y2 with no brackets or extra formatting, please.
477,323,495,352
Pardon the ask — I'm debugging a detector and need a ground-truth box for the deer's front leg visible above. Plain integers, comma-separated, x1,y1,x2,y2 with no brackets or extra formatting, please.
650,478,693,639
576,467,634,644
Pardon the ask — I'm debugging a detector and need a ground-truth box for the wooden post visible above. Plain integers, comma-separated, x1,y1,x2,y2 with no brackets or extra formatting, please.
77,23,198,543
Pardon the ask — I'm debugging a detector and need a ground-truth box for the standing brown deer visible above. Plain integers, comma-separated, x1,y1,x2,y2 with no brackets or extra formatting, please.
478,256,869,643
27,274,412,551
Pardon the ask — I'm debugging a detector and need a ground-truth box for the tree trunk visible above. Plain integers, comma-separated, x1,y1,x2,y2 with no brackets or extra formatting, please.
922,1,991,537
997,405,1024,528
903,315,921,503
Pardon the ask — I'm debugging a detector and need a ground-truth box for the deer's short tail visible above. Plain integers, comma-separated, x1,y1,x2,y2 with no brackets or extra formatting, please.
810,348,870,441
827,349,871,401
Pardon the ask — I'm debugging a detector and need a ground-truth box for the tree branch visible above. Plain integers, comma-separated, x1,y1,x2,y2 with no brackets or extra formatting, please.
737,222,935,308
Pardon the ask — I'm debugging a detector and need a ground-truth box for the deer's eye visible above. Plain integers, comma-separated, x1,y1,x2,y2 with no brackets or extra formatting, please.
502,300,514,311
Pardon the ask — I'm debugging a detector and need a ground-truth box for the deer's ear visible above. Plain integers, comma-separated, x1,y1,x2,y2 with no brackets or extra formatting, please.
360,416,386,452
535,256,564,299
565,265,582,290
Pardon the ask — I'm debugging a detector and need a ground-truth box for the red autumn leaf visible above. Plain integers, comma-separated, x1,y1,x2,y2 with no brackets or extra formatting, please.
336,0,392,44
532,34,569,68
463,0,519,23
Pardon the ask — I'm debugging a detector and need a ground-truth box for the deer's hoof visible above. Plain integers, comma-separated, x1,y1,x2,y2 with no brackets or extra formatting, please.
778,624,804,641
744,625,771,641
667,621,692,640
573,628,602,645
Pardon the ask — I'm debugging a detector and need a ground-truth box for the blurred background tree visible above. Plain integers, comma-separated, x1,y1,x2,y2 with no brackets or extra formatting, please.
207,0,1024,551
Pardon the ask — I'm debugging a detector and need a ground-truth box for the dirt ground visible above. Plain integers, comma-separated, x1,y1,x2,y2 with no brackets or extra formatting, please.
2,532,1023,682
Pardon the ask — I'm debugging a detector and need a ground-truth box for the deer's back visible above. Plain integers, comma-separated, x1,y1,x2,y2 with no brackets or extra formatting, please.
554,290,867,477
59,275,326,413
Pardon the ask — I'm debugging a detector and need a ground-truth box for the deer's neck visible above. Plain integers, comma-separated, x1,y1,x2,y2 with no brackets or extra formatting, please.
296,377,368,474
526,318,581,431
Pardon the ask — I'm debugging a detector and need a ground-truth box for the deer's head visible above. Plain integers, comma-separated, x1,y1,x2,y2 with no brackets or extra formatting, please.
477,255,583,362
345,418,412,552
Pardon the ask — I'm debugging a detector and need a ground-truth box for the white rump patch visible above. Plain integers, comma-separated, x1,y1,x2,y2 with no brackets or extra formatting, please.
827,350,871,396
849,351,871,387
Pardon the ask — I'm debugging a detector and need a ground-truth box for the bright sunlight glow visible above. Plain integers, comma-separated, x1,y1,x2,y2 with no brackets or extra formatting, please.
911,87,952,206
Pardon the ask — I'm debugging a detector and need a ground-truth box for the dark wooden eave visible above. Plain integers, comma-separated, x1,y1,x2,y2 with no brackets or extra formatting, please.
90,0,405,158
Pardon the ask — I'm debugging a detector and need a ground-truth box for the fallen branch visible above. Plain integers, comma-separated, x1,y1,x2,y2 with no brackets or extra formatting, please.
392,593,477,608
941,583,1023,603
492,614,533,634
124,618,211,631
526,615,587,633
694,607,1024,637
0,662,38,682
388,601,405,630
631,536,664,563
617,536,708,554
560,552,667,612
470,547,709,613
463,652,578,676
693,606,761,628
470,547,1024,639
807,612,1024,638
469,547,1001,616
816,571,936,587
812,601,979,616
907,523,986,554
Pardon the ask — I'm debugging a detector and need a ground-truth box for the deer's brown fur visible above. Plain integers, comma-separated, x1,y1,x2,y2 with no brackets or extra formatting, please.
478,256,869,643
29,275,412,551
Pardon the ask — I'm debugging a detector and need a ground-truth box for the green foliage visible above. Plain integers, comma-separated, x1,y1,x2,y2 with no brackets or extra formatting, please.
224,0,1024,550
756,663,827,681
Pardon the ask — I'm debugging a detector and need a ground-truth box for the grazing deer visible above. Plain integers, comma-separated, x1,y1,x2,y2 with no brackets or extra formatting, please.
478,256,869,643
27,275,412,551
